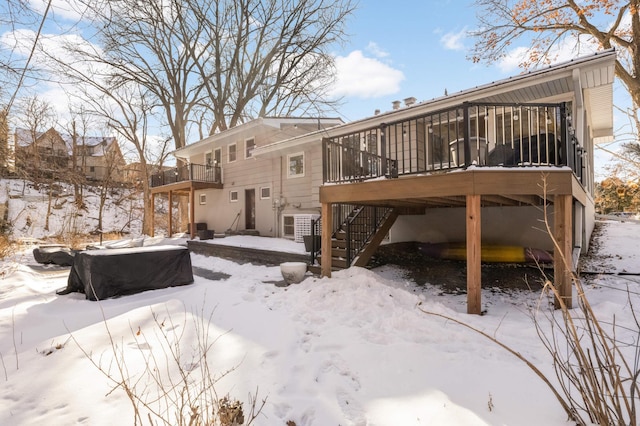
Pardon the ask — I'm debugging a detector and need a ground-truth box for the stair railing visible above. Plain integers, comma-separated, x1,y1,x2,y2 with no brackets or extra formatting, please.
310,204,393,267
343,206,392,265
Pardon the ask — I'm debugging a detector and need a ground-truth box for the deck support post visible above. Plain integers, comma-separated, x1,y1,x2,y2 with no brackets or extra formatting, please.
168,190,173,237
554,194,573,309
466,194,482,314
150,193,155,237
321,202,333,278
189,189,196,240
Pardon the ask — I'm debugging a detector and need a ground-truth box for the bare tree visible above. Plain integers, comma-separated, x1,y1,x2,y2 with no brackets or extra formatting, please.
94,140,121,234
67,0,354,149
65,107,98,209
71,81,167,236
17,95,57,182
17,96,61,231
0,108,9,176
0,0,54,114
470,1,640,108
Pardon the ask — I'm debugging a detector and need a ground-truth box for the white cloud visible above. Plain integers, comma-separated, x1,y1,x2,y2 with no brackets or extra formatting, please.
496,46,530,73
365,42,389,58
440,28,467,51
1,29,115,125
29,0,90,22
331,50,404,99
497,34,601,73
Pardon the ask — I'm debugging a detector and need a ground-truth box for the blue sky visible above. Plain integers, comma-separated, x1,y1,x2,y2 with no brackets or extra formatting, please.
3,0,630,177
326,1,628,178
330,1,498,122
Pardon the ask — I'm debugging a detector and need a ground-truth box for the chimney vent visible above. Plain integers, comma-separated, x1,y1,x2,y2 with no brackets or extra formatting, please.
404,97,417,107
374,109,381,115
392,100,401,110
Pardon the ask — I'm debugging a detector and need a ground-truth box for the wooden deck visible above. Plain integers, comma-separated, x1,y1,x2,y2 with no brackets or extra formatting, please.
150,179,222,195
319,168,580,314
320,168,582,208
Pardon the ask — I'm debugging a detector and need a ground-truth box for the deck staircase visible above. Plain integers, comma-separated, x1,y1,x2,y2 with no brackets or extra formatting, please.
311,205,398,271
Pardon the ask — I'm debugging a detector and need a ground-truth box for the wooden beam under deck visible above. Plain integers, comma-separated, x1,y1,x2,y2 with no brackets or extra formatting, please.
321,202,333,278
320,169,579,205
150,180,222,195
466,195,482,314
150,180,223,238
554,194,573,309
319,168,584,314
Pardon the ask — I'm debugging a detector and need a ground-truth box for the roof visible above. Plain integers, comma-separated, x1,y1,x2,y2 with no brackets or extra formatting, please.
173,116,344,159
253,49,617,158
13,128,118,156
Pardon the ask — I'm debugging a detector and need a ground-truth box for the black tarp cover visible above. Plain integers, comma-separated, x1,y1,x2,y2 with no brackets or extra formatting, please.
33,246,77,267
61,245,194,300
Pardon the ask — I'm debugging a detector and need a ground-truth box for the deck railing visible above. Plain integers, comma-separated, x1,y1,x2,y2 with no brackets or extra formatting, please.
322,101,584,184
150,164,222,187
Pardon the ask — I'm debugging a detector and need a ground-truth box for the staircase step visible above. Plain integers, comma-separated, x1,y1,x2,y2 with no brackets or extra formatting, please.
332,258,348,268
332,248,346,257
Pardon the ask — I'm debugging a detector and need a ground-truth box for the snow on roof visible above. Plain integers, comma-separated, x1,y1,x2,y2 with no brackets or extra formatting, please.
12,128,117,156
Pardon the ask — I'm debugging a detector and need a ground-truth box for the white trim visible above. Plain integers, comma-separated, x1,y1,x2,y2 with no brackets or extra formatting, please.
205,151,213,169
287,151,305,178
260,186,271,199
229,190,238,202
282,214,295,238
245,137,255,159
199,193,207,205
228,143,237,163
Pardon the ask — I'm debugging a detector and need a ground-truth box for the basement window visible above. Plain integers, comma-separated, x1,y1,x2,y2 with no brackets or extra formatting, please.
283,215,295,238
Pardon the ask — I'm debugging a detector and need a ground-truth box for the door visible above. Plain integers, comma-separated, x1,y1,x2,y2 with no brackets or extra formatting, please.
245,189,255,229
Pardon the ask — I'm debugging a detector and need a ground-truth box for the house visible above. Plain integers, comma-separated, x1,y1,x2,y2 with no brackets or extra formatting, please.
152,50,615,314
65,134,126,183
10,128,126,183
13,127,69,177
150,117,344,238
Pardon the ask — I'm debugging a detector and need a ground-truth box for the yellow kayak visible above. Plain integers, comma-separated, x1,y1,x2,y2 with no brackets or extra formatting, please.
418,242,552,263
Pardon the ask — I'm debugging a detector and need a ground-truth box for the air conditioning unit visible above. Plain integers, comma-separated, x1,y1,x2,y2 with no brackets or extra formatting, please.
293,214,320,243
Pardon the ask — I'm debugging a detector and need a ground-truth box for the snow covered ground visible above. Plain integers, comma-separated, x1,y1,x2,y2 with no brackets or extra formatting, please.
0,179,144,241
0,206,638,424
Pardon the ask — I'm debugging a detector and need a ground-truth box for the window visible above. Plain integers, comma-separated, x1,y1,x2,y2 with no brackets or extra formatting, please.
283,215,295,238
260,187,271,199
205,152,213,169
229,190,238,202
214,147,221,165
287,152,304,178
228,143,237,162
245,138,255,159
89,166,95,172
199,194,207,205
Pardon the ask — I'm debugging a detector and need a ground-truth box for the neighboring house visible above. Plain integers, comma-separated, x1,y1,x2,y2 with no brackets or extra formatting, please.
152,50,615,314
150,117,343,238
123,162,172,188
14,127,69,176
11,128,126,183
66,134,126,183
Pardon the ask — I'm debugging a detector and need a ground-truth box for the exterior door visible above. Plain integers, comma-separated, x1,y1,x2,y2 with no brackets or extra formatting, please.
245,189,255,229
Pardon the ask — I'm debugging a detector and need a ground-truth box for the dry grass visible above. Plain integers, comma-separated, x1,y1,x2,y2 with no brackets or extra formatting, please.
0,234,13,259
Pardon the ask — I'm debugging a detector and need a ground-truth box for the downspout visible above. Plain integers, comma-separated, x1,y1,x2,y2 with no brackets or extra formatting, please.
274,156,283,238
